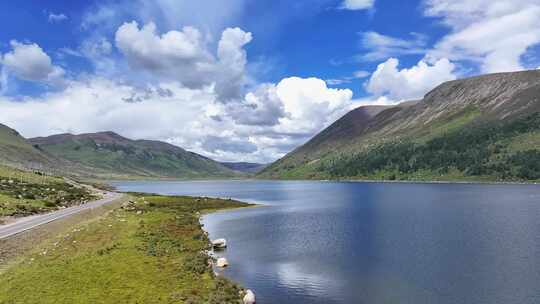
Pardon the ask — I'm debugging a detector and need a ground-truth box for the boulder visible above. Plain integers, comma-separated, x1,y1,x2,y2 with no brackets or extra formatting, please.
212,238,227,249
243,290,256,304
216,257,229,268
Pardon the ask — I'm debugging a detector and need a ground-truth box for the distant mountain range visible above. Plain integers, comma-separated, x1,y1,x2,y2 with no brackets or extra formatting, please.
259,70,540,182
0,126,238,179
0,124,85,174
219,162,267,173
28,132,237,179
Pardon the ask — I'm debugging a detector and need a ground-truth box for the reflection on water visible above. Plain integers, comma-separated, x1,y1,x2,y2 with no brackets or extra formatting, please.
112,180,540,304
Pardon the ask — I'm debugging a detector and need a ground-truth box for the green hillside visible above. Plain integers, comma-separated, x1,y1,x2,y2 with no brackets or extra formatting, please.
0,124,53,170
0,164,96,220
29,132,237,179
259,70,540,182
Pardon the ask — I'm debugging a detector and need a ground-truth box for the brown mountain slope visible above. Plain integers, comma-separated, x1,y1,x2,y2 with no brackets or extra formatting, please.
259,70,540,181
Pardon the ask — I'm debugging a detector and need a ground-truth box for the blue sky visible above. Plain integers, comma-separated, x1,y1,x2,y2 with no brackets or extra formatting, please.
0,0,446,97
0,0,539,162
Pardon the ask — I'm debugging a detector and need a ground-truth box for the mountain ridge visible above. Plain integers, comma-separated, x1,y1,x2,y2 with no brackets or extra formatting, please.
29,131,237,179
0,126,237,179
259,70,540,181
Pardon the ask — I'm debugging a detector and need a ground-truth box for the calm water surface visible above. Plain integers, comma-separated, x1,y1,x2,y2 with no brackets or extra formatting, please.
112,180,540,304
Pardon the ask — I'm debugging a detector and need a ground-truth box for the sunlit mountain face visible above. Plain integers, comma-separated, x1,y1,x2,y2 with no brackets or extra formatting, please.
1,0,539,164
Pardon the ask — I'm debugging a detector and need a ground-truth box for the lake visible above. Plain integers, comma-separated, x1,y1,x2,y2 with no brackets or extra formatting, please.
111,180,540,304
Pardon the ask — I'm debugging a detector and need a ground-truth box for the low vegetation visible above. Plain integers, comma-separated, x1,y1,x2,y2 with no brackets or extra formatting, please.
29,132,238,179
318,113,540,182
0,194,253,303
0,165,97,219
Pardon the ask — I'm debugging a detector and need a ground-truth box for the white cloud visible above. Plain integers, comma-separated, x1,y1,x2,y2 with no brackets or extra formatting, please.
215,27,253,100
48,13,68,23
115,21,251,100
366,57,456,100
0,16,361,163
0,74,356,163
273,77,354,135
0,78,254,160
359,31,427,61
226,83,285,126
341,0,375,10
424,0,540,73
1,41,65,85
115,21,210,73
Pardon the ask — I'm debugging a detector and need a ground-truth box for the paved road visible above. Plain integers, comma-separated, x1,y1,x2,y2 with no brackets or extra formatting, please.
0,192,123,240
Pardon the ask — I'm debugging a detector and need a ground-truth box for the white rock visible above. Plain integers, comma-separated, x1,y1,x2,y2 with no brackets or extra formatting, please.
216,257,229,268
243,290,256,304
212,238,227,249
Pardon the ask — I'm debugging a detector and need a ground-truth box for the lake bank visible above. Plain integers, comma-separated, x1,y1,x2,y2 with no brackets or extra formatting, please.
0,193,254,303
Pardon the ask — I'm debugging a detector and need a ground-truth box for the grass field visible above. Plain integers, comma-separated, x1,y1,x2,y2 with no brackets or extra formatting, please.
0,194,253,304
0,165,97,218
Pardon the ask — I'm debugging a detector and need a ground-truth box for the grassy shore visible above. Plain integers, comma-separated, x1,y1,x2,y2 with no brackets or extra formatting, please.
0,165,97,220
0,194,254,303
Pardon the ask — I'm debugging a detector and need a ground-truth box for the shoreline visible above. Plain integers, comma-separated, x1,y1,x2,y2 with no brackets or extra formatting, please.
111,177,540,186
200,203,261,301
0,194,253,303
336,178,540,186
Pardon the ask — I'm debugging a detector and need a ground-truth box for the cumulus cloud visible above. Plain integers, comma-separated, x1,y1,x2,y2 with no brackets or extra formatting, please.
115,21,251,100
215,27,252,100
0,74,356,163
115,22,211,74
48,13,68,23
341,0,375,10
210,77,357,157
0,78,253,160
366,57,456,100
273,77,354,135
227,77,355,132
424,0,540,73
226,83,285,126
1,41,65,85
0,16,362,163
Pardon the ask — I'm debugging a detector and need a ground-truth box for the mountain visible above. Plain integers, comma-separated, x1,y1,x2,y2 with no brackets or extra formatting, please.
220,162,267,174
259,70,540,182
0,123,58,170
29,131,237,179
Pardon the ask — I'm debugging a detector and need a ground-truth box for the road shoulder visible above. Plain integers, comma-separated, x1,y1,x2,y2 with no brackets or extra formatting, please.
0,193,128,273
